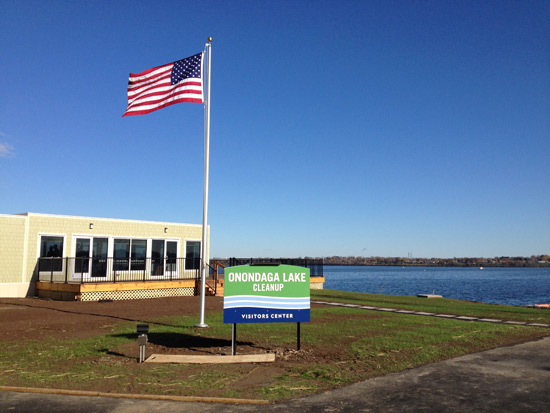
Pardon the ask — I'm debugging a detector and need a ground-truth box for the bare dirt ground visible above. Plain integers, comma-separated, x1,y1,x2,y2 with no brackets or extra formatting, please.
0,296,274,357
0,296,327,356
0,296,225,342
0,296,340,399
2,296,547,402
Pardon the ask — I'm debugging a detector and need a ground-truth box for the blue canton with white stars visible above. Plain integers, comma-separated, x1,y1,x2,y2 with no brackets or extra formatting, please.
171,53,202,85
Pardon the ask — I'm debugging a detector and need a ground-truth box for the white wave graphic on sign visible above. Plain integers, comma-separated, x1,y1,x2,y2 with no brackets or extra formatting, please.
224,295,310,309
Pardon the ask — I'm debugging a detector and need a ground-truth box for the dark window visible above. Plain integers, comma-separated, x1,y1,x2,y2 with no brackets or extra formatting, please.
92,238,108,278
131,240,147,271
74,238,90,275
151,239,165,276
151,240,179,276
113,239,130,271
166,241,177,274
113,239,147,271
39,236,63,272
186,241,201,270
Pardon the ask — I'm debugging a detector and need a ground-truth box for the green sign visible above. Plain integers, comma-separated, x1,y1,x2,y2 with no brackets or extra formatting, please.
223,264,310,324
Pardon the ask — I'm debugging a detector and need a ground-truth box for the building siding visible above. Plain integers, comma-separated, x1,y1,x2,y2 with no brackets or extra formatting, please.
0,213,208,297
0,215,27,284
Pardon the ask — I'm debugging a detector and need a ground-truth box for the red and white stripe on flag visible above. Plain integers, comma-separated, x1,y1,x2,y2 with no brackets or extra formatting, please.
123,53,203,117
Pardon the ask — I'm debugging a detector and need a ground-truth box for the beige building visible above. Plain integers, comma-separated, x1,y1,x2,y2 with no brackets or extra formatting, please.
0,213,209,300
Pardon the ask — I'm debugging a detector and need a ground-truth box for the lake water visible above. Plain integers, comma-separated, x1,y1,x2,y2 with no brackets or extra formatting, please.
323,266,550,306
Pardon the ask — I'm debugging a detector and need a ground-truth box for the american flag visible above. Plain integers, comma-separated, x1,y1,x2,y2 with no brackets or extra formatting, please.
123,53,203,116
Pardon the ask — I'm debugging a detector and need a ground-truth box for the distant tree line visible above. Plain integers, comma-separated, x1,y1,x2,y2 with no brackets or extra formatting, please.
321,255,550,267
213,255,550,267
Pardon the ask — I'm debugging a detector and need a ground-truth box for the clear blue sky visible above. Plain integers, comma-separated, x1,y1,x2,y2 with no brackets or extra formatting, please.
1,0,548,259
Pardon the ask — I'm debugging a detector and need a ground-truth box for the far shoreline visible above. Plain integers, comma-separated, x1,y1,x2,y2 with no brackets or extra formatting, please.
325,263,550,268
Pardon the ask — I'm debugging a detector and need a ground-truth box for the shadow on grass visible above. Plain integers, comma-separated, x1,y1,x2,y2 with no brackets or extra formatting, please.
112,332,255,353
97,348,132,359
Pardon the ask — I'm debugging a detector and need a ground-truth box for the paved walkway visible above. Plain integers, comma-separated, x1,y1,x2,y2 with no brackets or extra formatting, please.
312,300,550,328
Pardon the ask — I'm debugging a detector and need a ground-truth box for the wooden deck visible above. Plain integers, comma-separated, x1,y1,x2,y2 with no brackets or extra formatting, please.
35,277,325,301
36,279,199,301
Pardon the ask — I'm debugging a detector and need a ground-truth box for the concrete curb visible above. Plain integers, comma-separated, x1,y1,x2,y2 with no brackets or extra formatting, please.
311,300,550,328
0,385,270,405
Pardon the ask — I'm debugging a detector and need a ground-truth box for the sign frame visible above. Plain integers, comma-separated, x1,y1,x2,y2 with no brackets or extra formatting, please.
223,264,311,324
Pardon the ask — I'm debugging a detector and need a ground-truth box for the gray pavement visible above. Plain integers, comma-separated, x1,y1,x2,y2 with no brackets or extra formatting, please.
2,335,549,412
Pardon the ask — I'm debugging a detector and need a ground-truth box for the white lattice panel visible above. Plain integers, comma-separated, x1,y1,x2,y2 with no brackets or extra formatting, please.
80,287,195,301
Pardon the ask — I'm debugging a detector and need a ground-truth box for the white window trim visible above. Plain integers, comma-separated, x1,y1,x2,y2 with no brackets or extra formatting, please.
149,238,181,279
184,239,202,271
70,235,111,281
37,233,66,274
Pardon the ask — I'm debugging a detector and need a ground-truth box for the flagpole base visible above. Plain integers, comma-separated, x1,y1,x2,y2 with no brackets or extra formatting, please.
195,323,209,328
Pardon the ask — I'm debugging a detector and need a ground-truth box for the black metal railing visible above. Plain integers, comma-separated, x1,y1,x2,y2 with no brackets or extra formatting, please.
37,257,201,284
225,257,324,277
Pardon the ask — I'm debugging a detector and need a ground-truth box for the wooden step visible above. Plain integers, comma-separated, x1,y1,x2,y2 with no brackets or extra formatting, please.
205,287,224,297
146,353,275,364
205,280,224,296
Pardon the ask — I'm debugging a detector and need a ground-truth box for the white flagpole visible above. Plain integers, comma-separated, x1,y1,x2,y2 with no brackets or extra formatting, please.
196,37,212,328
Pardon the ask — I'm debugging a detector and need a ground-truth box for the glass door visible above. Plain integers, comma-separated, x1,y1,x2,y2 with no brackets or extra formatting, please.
151,240,178,278
92,238,108,278
151,240,165,276
74,237,91,278
73,237,108,279
166,241,178,277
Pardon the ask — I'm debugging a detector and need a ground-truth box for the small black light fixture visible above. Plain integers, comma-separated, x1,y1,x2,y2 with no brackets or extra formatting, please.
89,223,94,229
164,227,168,233
137,324,149,334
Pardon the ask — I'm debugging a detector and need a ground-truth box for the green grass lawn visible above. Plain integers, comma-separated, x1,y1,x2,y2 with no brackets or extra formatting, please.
1,291,548,402
312,289,550,324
